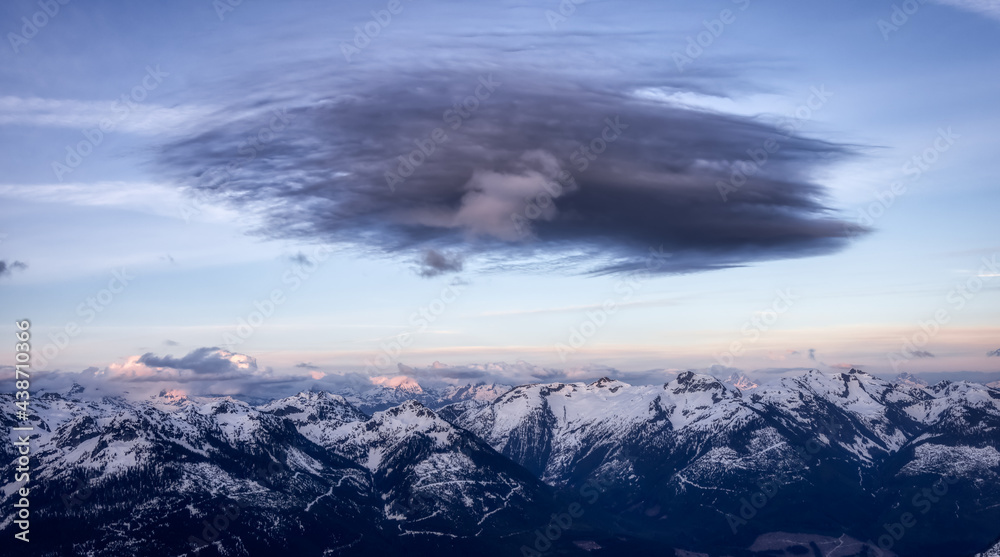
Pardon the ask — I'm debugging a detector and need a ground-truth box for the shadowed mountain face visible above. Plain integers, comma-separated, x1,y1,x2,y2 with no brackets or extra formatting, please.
3,370,1000,556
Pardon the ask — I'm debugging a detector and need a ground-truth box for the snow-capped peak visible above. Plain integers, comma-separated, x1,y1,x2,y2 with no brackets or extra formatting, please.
370,375,424,393
895,372,929,387
153,388,189,406
588,377,629,391
667,371,733,396
379,399,436,420
723,371,759,391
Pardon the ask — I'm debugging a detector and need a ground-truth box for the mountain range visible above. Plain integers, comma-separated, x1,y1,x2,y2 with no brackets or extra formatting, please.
3,368,1000,556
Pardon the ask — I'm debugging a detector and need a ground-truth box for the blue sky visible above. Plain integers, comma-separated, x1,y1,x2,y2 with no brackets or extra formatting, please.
1,0,998,393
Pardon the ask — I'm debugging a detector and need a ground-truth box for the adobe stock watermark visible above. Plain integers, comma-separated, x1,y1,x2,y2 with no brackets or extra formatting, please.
716,84,833,202
510,169,578,239
519,469,616,556
726,417,842,534
34,268,135,368
179,107,295,222
569,116,628,172
848,127,958,236
221,245,332,349
877,0,928,41
387,489,438,521
212,0,247,21
187,460,289,550
340,0,410,63
61,475,93,511
863,474,959,556
672,0,751,71
544,0,587,30
714,288,799,367
363,281,466,375
554,246,670,361
7,0,71,54
384,74,501,191
51,65,169,181
887,253,998,371
511,116,627,238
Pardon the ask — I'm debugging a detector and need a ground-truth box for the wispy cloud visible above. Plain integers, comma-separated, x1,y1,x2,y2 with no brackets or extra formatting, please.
930,0,1000,21
0,182,239,222
0,96,214,135
479,297,679,317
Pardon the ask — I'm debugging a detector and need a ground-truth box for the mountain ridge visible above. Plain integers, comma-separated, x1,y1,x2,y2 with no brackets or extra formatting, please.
3,368,999,556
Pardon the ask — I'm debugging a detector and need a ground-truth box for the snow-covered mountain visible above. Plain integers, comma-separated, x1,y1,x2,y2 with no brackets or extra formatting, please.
723,371,759,390
340,377,512,414
451,369,1000,556
978,538,1000,557
0,389,556,556
0,389,390,556
3,370,999,556
321,400,555,537
259,390,368,447
896,371,930,387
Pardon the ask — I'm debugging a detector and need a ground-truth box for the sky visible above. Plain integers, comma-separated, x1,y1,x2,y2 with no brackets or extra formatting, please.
1,0,998,396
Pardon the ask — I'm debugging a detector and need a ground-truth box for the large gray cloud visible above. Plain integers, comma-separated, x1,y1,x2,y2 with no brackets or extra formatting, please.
156,65,866,275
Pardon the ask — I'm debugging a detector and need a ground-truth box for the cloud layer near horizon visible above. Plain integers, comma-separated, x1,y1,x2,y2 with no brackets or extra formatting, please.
156,66,865,276
5,346,1000,400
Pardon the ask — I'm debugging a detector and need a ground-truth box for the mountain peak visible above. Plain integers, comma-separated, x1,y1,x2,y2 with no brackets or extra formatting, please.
153,388,189,407
382,399,435,419
289,389,346,402
207,397,249,414
670,371,727,393
371,375,423,393
589,377,629,391
896,372,929,387
724,371,759,391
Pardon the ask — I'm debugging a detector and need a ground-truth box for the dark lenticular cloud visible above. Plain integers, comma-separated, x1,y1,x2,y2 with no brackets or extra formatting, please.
158,66,866,275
